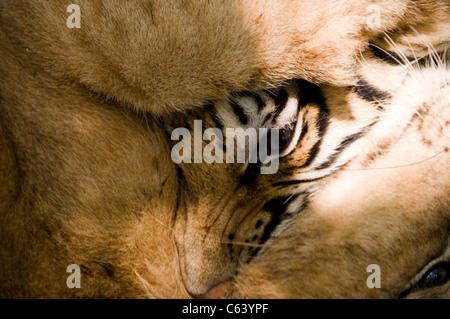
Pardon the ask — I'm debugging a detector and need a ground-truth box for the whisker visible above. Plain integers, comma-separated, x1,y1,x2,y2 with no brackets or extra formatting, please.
345,149,446,172
356,48,411,107
383,32,418,69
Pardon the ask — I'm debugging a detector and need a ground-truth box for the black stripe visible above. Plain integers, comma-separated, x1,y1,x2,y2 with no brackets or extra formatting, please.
204,103,214,110
230,99,249,125
240,125,279,184
259,193,303,245
210,111,224,132
264,87,289,108
292,80,329,169
244,193,307,262
263,112,272,125
352,79,390,102
299,140,321,168
297,79,325,106
207,105,227,152
252,93,265,111
296,79,328,138
235,91,266,111
272,176,328,187
369,43,410,65
369,42,438,68
240,162,261,186
315,130,366,170
298,122,309,143
271,88,289,124
298,106,329,169
316,107,329,138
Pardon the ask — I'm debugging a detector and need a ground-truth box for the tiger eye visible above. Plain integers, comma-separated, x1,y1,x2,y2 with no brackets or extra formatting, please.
278,122,296,152
417,263,450,289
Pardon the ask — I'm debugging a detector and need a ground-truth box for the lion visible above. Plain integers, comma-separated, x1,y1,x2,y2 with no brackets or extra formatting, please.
0,0,449,298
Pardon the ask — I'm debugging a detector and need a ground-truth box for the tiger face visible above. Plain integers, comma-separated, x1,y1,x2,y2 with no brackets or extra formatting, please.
171,26,450,297
169,78,377,296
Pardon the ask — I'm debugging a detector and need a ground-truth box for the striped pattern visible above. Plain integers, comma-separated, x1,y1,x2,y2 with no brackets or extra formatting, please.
204,79,383,256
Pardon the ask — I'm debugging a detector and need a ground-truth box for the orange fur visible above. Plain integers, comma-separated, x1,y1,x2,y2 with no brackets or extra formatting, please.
0,0,449,298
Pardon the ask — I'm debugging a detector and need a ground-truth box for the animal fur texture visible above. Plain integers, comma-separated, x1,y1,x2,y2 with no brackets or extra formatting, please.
0,0,449,298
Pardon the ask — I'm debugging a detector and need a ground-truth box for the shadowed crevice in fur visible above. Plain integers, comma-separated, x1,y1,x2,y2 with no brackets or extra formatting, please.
240,162,261,186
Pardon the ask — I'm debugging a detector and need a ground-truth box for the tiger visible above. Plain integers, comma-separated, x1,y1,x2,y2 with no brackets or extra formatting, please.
170,31,450,299
227,49,450,298
1,0,449,298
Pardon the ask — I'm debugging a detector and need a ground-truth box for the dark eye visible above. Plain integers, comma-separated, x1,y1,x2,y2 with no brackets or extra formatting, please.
417,262,450,289
278,122,296,153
